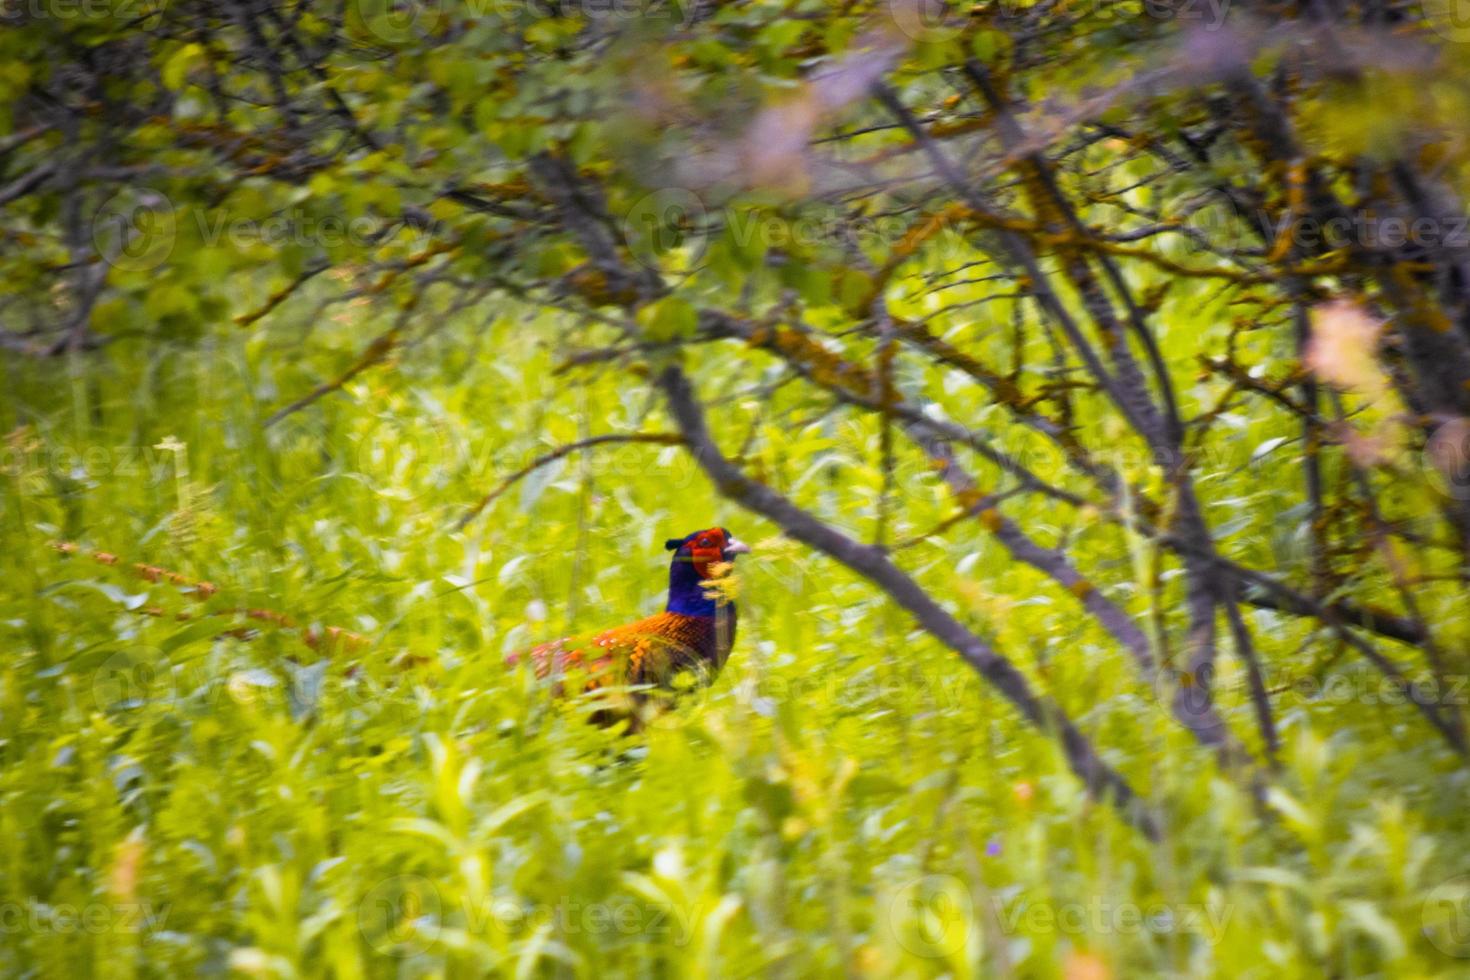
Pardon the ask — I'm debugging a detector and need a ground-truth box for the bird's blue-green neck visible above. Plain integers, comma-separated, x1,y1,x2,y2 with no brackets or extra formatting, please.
666,553,722,617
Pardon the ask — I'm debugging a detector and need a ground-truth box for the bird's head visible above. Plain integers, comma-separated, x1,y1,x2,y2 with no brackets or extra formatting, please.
664,526,750,616
665,526,750,578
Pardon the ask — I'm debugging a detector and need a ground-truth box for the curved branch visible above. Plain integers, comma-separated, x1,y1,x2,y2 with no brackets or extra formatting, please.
456,433,686,530
656,361,1162,840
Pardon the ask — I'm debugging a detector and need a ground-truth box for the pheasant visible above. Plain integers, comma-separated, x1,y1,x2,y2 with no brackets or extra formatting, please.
508,526,750,725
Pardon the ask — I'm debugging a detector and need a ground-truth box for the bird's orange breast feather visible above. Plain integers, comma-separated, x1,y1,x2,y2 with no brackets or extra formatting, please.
507,611,724,694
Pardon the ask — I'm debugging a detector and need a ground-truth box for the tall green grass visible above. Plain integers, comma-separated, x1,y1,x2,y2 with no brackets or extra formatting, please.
2,315,1468,978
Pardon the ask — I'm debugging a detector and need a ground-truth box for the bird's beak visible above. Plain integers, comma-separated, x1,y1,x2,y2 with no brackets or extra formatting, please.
723,537,751,556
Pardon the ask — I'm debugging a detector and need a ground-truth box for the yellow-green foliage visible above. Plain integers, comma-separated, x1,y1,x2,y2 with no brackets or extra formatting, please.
1,311,1467,979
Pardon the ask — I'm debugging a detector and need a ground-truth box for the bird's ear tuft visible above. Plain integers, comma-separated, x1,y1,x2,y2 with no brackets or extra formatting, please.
665,538,686,551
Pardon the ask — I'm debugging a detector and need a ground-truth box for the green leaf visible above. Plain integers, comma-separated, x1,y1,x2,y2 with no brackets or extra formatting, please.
637,296,698,343
161,43,205,91
1250,436,1290,463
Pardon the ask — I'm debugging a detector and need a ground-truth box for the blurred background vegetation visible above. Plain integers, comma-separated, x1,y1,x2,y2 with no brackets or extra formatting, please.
4,0,1470,976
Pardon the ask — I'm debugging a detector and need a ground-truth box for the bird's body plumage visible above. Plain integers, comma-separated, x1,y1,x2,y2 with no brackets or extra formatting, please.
507,527,748,725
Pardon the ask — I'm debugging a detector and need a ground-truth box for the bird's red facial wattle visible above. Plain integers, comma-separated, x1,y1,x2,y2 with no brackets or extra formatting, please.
685,527,750,578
